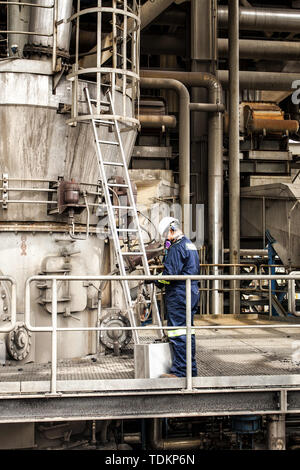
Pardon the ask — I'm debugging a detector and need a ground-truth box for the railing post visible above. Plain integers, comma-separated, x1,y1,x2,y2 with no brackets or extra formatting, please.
51,278,57,394
52,0,58,73
268,266,272,318
186,278,192,391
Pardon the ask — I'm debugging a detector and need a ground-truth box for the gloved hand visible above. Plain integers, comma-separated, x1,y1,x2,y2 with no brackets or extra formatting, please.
145,279,154,285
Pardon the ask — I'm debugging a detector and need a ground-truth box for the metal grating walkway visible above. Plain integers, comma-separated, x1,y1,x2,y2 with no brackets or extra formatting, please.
1,315,300,392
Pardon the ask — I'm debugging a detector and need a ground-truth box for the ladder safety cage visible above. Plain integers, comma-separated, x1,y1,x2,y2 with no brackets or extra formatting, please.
66,0,140,129
85,87,163,344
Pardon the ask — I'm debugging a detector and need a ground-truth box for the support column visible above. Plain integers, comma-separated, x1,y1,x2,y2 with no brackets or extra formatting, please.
228,0,240,314
191,0,217,220
267,415,286,450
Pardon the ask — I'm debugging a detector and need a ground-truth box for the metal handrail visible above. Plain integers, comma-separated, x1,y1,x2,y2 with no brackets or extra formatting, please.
0,276,17,333
0,2,54,7
24,272,300,395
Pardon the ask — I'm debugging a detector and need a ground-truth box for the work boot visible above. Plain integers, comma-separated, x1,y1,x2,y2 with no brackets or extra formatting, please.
159,373,178,378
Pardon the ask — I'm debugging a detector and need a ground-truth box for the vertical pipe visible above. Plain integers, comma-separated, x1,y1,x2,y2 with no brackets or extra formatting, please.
51,278,57,394
267,415,286,450
72,0,80,124
228,0,240,314
208,87,224,315
180,92,191,238
112,0,117,104
191,0,216,210
140,70,223,288
186,278,192,390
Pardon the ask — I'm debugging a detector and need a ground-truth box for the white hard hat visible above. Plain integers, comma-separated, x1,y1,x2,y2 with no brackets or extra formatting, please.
158,217,180,237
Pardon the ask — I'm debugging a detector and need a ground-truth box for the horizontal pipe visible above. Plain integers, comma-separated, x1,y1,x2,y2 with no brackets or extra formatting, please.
142,36,300,62
219,6,300,32
138,114,177,128
218,38,300,61
190,103,225,113
141,69,222,92
224,248,268,256
217,70,300,90
141,68,300,93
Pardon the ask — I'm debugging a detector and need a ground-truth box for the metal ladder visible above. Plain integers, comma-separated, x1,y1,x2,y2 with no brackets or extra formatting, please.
85,87,163,344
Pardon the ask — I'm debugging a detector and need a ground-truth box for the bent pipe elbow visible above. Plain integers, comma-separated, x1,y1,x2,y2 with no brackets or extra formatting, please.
140,70,223,106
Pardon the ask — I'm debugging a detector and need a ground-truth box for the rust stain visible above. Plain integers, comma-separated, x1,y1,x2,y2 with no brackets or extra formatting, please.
21,235,27,256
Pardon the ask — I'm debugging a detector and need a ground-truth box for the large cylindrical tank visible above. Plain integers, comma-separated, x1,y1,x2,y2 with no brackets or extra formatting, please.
0,59,137,363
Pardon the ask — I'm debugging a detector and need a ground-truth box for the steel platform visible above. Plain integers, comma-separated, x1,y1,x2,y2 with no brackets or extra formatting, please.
1,314,300,422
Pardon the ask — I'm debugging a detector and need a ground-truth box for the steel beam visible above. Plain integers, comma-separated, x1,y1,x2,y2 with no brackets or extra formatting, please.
0,389,293,423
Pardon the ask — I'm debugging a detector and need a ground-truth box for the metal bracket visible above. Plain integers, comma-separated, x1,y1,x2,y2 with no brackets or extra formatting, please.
2,173,8,209
288,271,300,315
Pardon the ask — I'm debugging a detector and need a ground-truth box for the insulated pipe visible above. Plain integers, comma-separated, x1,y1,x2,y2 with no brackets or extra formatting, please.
218,38,300,61
228,0,240,315
140,77,190,236
218,6,300,33
138,114,177,128
190,103,225,113
150,419,201,451
217,70,300,91
142,70,300,92
141,36,300,61
267,415,286,450
141,70,224,315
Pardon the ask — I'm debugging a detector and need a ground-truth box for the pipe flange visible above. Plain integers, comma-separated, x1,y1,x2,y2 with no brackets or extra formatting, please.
6,322,32,361
100,313,132,350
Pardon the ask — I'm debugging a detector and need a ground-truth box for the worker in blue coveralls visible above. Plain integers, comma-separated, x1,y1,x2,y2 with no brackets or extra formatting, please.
152,216,199,378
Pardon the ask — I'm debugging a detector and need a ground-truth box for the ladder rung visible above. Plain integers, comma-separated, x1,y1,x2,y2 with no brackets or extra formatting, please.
103,161,124,167
116,228,138,232
108,183,128,188
112,205,134,210
90,99,110,106
121,252,143,256
94,119,114,125
98,139,119,146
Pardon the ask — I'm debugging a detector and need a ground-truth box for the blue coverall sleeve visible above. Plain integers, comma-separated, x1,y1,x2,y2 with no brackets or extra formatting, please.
163,244,185,276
